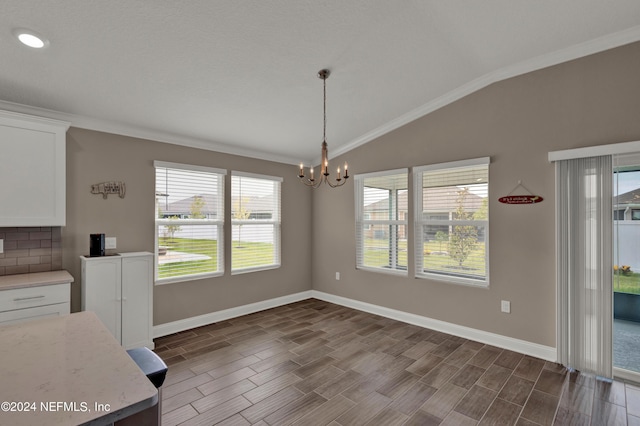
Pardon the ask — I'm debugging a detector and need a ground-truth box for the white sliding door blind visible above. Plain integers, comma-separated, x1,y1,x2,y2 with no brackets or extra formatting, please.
231,172,281,274
355,169,408,275
556,155,613,378
155,161,225,283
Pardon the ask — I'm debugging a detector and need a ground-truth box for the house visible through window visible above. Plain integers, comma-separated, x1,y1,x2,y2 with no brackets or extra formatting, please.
231,172,282,274
414,157,489,286
355,169,408,274
154,161,225,283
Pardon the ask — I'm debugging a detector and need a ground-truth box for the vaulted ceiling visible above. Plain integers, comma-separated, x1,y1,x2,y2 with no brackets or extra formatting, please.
2,1,640,164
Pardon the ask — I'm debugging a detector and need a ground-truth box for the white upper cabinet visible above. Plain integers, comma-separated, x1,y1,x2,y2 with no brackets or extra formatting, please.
0,111,69,226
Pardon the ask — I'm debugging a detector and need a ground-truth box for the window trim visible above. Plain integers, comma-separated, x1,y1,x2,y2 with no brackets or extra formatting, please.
154,160,226,176
355,168,409,275
413,157,490,174
154,161,226,285
230,171,282,275
413,157,490,287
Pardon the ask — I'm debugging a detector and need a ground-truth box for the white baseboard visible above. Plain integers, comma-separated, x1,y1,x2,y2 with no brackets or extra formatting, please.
153,290,313,338
311,290,557,362
153,288,557,362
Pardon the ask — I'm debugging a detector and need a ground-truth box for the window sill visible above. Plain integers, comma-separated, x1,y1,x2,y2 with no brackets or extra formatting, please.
155,271,223,285
416,271,489,288
231,264,281,275
356,265,408,277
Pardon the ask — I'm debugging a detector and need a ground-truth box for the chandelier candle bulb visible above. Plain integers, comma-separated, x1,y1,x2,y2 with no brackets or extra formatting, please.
310,167,314,180
337,167,341,180
299,163,304,177
344,162,348,177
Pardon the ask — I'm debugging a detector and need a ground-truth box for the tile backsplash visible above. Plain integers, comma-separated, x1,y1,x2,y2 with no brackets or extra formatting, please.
0,227,62,276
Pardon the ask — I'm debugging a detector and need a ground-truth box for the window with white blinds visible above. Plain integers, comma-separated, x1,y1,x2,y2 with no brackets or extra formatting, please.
355,169,408,275
231,172,282,274
154,161,225,283
414,157,489,286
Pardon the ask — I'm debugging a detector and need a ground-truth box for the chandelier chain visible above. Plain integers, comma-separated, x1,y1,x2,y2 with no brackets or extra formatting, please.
323,73,327,143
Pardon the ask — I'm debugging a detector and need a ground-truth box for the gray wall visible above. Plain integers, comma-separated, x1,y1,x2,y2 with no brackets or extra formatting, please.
63,128,312,325
60,41,640,343
311,42,640,348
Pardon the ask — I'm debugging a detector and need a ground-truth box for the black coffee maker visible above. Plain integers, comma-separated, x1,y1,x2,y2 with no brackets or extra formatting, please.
90,234,105,256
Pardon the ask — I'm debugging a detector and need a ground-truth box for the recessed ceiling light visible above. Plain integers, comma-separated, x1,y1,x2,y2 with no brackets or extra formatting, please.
13,29,49,49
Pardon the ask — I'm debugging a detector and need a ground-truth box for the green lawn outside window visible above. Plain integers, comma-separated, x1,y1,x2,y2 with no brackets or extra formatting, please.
157,237,274,278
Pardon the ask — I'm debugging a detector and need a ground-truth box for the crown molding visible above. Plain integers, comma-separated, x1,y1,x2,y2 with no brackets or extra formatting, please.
0,99,302,166
320,25,640,165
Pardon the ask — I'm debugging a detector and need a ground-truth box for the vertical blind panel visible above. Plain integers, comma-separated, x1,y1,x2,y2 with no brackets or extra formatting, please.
556,155,613,378
355,172,408,273
231,174,281,272
155,165,225,281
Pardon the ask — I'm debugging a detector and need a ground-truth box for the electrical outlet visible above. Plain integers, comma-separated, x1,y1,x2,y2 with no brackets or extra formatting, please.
0,239,3,254
335,272,340,280
501,300,511,313
105,237,117,250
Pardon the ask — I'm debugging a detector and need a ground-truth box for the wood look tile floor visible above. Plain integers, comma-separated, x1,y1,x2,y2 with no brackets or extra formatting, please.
153,299,640,425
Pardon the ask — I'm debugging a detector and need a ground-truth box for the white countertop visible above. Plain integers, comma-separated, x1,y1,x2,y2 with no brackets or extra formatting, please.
0,311,158,426
0,270,74,291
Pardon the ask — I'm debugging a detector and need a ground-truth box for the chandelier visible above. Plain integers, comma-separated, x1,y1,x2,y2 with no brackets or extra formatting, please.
298,69,349,188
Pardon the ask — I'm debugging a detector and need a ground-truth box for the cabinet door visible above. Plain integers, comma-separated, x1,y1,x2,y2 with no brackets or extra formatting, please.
82,258,122,342
121,255,153,349
0,111,68,226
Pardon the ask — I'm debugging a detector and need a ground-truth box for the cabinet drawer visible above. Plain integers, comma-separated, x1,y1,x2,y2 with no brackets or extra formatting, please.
0,283,70,313
0,302,69,326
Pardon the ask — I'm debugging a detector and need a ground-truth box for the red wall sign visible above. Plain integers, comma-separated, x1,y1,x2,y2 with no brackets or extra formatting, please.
498,195,543,204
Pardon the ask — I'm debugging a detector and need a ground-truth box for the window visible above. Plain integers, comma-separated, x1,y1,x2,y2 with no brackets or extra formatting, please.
154,161,225,283
414,157,489,286
355,169,408,274
231,172,281,274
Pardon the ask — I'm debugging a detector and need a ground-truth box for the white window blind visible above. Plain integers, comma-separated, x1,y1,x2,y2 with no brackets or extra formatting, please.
231,172,282,274
355,169,408,275
154,161,225,283
414,158,489,285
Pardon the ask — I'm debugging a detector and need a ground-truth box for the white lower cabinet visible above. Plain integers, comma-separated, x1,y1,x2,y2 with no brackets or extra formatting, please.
0,282,70,326
81,252,153,349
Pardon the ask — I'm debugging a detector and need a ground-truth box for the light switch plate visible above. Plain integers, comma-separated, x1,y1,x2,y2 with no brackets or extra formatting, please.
501,300,511,313
105,237,117,249
335,272,340,280
0,239,3,254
